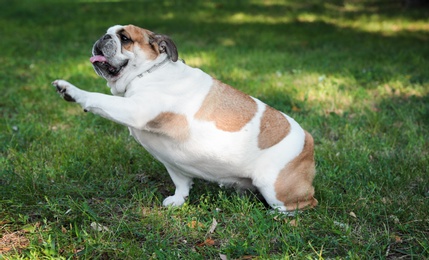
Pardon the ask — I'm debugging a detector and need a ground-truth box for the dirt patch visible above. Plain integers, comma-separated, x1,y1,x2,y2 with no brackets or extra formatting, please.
0,231,30,254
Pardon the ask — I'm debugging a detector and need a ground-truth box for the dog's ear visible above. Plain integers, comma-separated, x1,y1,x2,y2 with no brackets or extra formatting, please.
150,34,178,62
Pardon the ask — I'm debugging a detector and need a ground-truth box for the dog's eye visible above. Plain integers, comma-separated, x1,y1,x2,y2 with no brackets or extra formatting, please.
120,34,131,44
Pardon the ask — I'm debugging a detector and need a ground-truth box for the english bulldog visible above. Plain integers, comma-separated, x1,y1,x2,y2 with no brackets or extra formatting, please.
52,24,317,213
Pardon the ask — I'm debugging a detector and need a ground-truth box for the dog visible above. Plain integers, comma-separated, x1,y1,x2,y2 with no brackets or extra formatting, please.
53,24,317,213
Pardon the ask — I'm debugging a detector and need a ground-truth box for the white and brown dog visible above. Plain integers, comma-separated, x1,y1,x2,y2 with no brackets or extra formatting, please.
53,24,317,213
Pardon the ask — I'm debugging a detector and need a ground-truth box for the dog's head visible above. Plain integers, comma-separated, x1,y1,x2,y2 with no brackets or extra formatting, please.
90,24,178,81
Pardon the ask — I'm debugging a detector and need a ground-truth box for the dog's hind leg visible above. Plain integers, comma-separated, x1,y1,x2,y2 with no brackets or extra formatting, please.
263,131,318,213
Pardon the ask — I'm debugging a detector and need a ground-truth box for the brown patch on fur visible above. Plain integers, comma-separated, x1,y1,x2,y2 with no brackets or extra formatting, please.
194,79,257,132
274,131,318,210
146,112,189,141
122,25,158,60
258,105,290,149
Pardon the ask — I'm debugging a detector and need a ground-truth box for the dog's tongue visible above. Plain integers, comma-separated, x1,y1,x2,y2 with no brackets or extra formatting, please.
90,55,107,63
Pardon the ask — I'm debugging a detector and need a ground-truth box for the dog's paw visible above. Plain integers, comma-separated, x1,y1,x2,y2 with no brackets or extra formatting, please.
162,195,186,207
52,80,76,102
269,209,299,217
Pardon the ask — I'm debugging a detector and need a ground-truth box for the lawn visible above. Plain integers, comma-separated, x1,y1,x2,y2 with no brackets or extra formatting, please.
1,0,428,258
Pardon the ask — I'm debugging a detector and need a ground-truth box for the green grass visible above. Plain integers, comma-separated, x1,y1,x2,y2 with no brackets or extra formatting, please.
1,0,428,258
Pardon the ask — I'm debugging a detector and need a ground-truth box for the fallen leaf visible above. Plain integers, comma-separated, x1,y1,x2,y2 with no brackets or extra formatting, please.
187,220,205,229
349,212,357,218
288,219,298,227
205,238,215,246
73,247,85,255
208,218,218,234
395,235,403,243
219,253,228,260
197,238,215,247
90,222,109,232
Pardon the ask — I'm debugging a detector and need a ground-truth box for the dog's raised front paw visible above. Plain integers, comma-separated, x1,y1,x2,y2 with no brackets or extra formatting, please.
162,195,186,207
52,79,76,102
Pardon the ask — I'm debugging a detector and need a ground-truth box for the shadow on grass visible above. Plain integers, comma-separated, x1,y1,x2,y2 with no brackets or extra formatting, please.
3,1,429,70
2,1,426,120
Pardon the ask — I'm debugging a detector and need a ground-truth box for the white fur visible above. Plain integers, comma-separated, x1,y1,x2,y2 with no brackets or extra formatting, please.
53,25,310,212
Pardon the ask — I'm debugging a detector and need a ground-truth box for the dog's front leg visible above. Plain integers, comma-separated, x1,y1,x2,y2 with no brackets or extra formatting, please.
53,79,146,129
162,165,193,207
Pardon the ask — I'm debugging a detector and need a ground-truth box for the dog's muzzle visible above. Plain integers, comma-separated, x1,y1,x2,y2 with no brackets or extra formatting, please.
90,35,128,78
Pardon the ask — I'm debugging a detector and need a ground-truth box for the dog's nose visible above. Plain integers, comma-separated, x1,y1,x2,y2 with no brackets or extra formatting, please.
102,34,112,41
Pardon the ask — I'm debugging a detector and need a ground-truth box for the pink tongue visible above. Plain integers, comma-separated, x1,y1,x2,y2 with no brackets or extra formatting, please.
90,55,107,63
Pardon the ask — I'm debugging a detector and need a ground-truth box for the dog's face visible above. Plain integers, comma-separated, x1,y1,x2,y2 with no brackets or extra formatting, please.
90,25,178,81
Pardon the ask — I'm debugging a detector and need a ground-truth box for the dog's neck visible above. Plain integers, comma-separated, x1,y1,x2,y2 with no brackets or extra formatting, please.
136,56,170,79
108,55,171,96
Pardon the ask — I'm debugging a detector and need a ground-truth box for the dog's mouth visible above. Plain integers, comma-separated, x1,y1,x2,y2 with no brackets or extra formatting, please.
90,55,129,77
